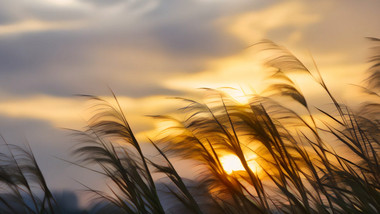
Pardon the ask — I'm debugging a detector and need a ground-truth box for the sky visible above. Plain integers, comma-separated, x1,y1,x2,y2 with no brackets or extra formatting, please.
0,0,379,205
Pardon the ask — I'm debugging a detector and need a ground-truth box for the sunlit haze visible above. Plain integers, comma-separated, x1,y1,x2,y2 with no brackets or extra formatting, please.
220,154,260,174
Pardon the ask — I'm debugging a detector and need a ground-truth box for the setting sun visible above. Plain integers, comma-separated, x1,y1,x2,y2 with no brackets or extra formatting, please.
220,154,260,174
221,88,250,104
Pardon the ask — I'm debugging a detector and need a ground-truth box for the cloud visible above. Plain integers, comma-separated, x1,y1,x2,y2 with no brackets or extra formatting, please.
0,0,90,25
0,19,85,36
0,94,182,134
0,95,84,128
0,0,375,121
79,0,126,6
0,0,253,98
163,48,268,93
225,1,321,44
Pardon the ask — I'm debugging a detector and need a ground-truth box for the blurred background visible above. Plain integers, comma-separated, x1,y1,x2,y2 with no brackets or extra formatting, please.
0,0,379,208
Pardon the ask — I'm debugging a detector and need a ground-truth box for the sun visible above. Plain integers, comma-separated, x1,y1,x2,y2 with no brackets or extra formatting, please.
219,154,260,174
219,87,250,104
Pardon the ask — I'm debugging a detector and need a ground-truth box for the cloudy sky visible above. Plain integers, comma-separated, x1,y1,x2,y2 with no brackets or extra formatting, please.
0,0,379,204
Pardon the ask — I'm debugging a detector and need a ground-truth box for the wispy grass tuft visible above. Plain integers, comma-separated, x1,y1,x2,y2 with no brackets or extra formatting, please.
0,137,57,214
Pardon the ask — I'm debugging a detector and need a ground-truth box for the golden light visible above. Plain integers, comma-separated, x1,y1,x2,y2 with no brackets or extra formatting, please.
219,87,251,105
220,154,260,174
225,89,249,104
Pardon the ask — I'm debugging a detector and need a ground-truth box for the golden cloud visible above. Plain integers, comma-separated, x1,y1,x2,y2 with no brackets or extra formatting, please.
0,19,86,36
224,1,321,43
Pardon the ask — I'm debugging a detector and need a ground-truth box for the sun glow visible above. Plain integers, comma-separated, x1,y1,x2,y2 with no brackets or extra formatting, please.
220,154,260,174
219,87,252,105
223,89,249,104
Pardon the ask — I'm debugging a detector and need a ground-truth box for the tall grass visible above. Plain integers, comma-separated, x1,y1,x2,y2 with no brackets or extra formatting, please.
0,138,57,214
0,38,379,213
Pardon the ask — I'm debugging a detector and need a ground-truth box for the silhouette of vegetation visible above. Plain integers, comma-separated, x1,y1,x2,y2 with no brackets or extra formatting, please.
0,38,379,213
0,138,58,214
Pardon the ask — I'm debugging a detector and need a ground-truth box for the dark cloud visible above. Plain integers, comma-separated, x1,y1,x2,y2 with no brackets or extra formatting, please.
146,16,242,57
1,0,379,100
0,0,254,98
0,29,193,97
141,0,249,57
